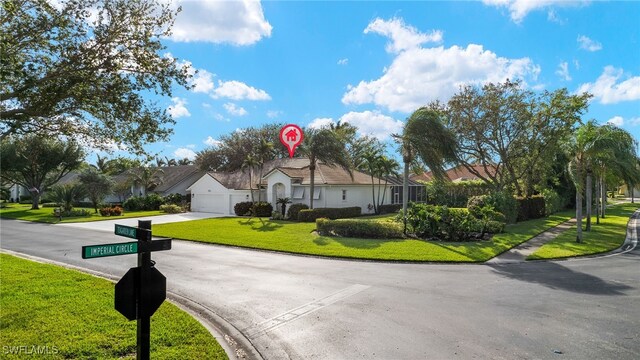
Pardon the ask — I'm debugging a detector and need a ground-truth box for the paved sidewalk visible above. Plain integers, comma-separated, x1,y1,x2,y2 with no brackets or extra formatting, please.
487,218,576,264
56,212,224,232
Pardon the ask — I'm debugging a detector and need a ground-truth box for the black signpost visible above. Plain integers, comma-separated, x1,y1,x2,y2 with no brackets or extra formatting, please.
82,220,171,360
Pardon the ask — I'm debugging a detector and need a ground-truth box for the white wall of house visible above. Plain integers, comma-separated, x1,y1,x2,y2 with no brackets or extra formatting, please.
188,175,264,214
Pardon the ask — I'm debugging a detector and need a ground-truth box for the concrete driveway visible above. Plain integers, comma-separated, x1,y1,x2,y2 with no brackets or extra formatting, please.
56,212,225,232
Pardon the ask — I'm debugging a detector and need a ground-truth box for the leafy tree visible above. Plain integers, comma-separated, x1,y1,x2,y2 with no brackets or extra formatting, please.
108,157,143,175
128,166,164,196
298,128,352,209
112,178,133,203
0,135,84,209
195,124,287,172
78,168,113,213
446,80,591,196
394,107,457,229
0,0,190,154
49,183,86,212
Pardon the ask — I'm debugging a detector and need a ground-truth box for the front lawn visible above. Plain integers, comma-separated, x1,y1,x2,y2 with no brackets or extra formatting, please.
0,254,227,359
153,210,574,262
0,203,164,223
527,203,640,260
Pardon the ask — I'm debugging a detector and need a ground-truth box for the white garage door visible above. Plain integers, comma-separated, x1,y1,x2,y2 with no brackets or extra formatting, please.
192,194,226,213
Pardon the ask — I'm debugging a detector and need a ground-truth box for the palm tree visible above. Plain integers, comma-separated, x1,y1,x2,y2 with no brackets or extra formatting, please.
92,154,113,174
377,156,400,208
255,138,274,203
128,166,164,196
362,149,383,214
241,154,258,204
276,197,292,216
155,157,167,167
50,183,86,212
394,107,458,231
177,158,192,165
298,128,352,209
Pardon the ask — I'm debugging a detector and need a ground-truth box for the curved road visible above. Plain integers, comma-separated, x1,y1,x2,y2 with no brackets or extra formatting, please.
1,218,639,359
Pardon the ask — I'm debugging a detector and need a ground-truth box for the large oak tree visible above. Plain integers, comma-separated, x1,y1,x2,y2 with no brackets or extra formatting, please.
1,0,190,154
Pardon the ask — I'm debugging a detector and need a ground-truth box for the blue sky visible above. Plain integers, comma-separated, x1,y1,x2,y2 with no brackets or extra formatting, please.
110,0,640,163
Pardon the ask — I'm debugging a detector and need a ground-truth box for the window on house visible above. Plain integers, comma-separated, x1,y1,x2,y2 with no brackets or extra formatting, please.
313,188,321,200
342,189,347,201
293,187,305,199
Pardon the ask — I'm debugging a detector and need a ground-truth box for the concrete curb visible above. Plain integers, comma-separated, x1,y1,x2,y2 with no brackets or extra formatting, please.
0,249,263,360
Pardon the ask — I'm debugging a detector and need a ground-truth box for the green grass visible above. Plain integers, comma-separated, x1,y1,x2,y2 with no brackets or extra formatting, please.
0,203,164,224
527,203,640,260
0,254,227,360
153,210,574,262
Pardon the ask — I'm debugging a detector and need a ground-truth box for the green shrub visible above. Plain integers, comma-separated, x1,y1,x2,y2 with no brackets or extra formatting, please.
41,202,61,208
298,207,361,222
19,194,32,202
234,201,253,216
164,193,184,205
62,209,91,217
160,204,183,214
316,218,404,239
254,202,273,217
286,203,309,220
484,192,518,224
541,189,569,215
270,211,284,220
143,193,164,210
516,195,546,221
123,196,144,211
378,204,402,214
426,180,492,207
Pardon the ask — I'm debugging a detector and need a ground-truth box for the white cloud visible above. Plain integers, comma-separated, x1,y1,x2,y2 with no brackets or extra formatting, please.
337,58,349,65
364,17,442,54
339,111,403,141
556,61,571,81
630,117,640,126
577,66,640,104
308,117,335,129
186,144,196,149
168,0,272,45
204,136,222,147
167,97,190,118
191,69,215,93
223,102,248,116
482,0,588,23
212,80,271,101
607,116,624,127
174,147,197,160
343,22,540,113
577,35,602,52
267,110,282,118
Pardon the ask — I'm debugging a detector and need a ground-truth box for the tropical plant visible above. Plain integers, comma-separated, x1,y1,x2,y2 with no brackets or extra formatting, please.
255,138,274,203
394,107,458,232
128,166,164,196
298,128,352,209
49,184,86,212
276,197,292,216
241,154,258,204
78,168,113,213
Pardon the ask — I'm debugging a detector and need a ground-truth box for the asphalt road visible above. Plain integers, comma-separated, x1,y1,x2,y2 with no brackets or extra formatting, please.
1,218,639,360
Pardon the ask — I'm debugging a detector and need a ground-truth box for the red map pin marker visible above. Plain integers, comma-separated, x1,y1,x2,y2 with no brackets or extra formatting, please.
279,124,304,158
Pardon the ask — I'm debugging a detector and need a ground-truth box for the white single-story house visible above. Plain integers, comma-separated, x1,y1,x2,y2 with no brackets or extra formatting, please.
188,158,418,215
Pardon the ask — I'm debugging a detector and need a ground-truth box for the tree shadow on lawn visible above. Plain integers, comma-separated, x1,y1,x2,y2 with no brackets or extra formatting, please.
488,262,632,296
312,235,406,249
237,218,283,232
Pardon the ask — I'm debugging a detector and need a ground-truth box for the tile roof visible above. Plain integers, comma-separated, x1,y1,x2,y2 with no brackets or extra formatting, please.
413,164,497,182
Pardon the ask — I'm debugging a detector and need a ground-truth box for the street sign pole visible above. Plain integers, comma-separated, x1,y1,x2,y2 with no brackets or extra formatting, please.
137,220,152,360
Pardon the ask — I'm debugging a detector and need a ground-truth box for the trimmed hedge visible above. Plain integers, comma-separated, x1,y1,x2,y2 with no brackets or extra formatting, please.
401,203,505,241
99,206,123,216
286,203,309,220
316,218,404,239
516,196,546,221
123,194,165,211
298,207,361,222
160,204,183,214
233,201,273,217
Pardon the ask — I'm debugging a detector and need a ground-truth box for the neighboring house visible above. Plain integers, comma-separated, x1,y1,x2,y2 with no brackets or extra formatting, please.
619,184,640,198
189,158,398,215
105,165,204,202
414,164,497,183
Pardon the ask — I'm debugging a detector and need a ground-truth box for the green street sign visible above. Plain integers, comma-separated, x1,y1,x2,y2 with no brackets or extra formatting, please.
82,242,138,259
115,224,151,241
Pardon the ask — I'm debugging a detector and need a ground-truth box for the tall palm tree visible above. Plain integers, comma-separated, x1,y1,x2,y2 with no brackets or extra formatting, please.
177,158,192,165
362,149,383,214
92,154,113,174
377,156,400,208
255,138,274,203
298,128,352,209
394,107,458,230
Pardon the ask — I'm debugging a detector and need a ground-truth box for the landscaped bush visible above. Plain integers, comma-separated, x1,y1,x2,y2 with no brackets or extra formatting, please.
516,195,546,221
425,180,492,207
123,194,165,211
62,209,91,217
270,211,284,220
378,204,402,214
316,218,404,239
485,192,518,224
41,202,62,208
254,202,273,217
164,193,184,205
160,204,183,214
401,203,505,241
286,203,309,220
541,188,569,215
234,201,253,216
99,206,124,216
298,207,361,222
